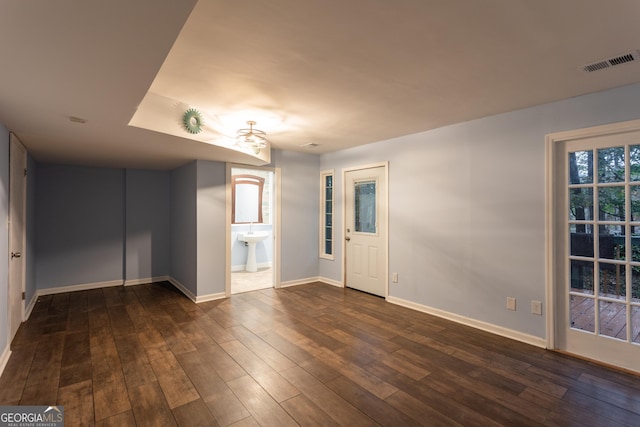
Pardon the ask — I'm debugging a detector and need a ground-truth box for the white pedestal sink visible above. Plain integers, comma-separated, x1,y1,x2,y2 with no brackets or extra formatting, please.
238,231,269,272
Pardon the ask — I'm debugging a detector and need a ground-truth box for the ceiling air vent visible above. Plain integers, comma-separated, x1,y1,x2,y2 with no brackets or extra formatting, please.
581,50,640,73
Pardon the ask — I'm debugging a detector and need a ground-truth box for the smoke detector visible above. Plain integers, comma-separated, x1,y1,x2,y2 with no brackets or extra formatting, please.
580,50,640,73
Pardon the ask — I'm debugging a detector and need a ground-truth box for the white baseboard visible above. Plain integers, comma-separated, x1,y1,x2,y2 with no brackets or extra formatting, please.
0,345,10,379
195,292,226,303
386,296,547,349
24,292,38,321
37,279,124,296
277,276,343,289
167,277,197,302
167,277,226,304
318,277,344,288
124,276,171,286
278,276,320,288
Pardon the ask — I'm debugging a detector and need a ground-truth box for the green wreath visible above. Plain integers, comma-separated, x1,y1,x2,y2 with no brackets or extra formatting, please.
182,108,203,134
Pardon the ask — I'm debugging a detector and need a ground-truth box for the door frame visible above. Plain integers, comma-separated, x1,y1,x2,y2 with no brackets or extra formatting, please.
342,161,389,298
546,118,640,354
225,163,281,297
8,133,27,341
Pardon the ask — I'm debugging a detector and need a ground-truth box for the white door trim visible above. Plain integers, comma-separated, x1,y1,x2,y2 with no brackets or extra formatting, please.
225,163,281,296
8,133,27,341
342,161,389,298
545,118,640,351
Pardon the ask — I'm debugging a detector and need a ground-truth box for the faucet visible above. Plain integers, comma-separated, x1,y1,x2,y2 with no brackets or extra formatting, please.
249,222,253,234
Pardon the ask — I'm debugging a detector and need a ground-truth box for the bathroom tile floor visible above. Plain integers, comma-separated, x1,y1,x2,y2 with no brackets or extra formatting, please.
231,267,273,294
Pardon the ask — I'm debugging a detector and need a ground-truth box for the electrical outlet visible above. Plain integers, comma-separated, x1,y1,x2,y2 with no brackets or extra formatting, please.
506,297,516,311
531,300,543,315
392,272,398,283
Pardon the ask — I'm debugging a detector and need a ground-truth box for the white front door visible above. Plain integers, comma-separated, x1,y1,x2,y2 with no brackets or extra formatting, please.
9,134,26,342
553,129,640,372
344,164,387,297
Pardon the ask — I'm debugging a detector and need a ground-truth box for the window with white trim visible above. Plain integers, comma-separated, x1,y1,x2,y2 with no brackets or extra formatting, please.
320,170,334,259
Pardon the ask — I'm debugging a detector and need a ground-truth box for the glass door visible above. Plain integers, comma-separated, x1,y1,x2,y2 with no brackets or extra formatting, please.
559,133,640,370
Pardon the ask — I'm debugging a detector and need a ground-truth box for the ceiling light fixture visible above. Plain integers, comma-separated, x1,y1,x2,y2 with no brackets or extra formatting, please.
236,121,267,153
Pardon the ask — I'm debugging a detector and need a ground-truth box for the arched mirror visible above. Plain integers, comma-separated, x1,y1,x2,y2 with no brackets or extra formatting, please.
232,175,265,224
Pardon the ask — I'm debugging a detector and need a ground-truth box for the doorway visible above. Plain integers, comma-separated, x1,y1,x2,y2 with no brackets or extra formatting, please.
548,120,640,373
9,133,26,343
229,166,277,294
344,163,388,297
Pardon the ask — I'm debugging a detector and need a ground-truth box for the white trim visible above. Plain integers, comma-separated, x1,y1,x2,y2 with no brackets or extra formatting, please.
124,276,171,286
545,118,640,351
24,292,37,321
318,276,343,288
0,346,11,379
319,169,335,260
167,277,197,302
37,279,123,296
195,292,226,303
167,277,226,303
387,296,547,349
278,277,321,288
342,161,389,297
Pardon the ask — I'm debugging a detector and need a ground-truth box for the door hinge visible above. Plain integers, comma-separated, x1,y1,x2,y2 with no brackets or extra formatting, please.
22,292,25,300
24,168,27,177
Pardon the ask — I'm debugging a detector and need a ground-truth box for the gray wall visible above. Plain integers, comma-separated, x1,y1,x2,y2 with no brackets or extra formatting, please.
320,82,640,339
0,124,9,354
272,150,320,282
196,160,226,296
170,161,197,294
35,164,125,289
125,169,171,282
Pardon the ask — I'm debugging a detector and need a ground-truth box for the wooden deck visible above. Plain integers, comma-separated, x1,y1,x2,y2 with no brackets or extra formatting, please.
1,281,640,426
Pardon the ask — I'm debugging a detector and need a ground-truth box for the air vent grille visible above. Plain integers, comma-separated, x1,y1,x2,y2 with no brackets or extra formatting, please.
581,50,640,73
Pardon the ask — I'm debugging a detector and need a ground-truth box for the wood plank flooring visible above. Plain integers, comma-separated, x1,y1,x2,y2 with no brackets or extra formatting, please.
1,281,640,426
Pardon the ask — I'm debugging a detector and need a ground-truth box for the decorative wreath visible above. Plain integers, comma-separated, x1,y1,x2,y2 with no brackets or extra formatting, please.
182,108,204,134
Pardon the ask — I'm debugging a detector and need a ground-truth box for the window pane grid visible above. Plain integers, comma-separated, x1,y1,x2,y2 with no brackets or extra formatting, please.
320,171,334,258
568,147,638,341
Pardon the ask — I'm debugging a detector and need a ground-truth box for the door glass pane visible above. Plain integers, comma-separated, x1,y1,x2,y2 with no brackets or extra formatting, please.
598,225,624,260
570,188,593,220
632,268,640,303
630,145,640,182
632,235,640,262
631,186,640,220
598,147,625,183
571,295,595,333
571,260,594,294
599,301,627,340
570,224,593,257
599,263,626,300
598,186,625,221
632,306,640,343
355,180,376,233
569,150,593,184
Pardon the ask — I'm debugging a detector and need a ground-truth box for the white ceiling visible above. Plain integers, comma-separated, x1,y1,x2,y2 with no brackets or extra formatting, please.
2,0,640,170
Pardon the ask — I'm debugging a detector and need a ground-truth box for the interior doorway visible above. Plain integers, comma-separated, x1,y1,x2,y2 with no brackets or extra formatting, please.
229,166,277,294
344,163,388,297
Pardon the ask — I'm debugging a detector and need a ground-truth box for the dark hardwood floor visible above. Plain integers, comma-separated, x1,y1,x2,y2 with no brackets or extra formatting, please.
1,282,639,426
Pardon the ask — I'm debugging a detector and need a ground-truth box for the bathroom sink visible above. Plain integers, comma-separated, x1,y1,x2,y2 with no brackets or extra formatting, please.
238,231,269,272
238,231,269,243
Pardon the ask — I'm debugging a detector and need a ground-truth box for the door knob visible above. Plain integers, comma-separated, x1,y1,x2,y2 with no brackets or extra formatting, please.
345,236,351,241
11,252,21,259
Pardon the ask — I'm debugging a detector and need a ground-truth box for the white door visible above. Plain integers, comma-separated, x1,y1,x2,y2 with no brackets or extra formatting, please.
344,164,387,297
9,134,26,342
554,130,640,372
